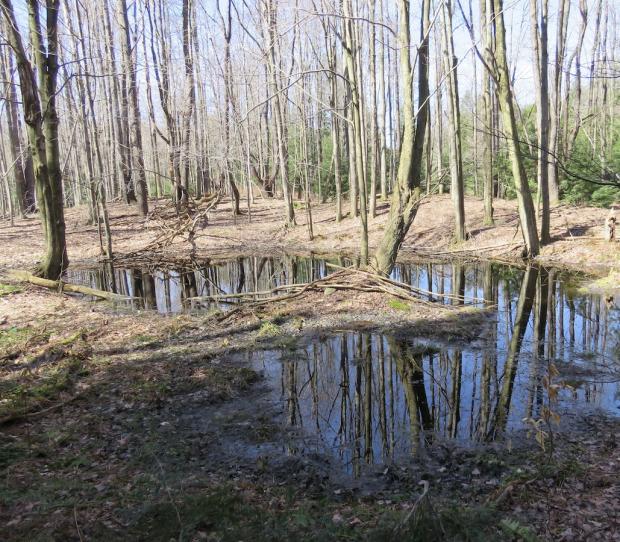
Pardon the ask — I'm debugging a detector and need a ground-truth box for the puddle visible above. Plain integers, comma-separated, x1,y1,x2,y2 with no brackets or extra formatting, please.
245,264,619,475
66,255,619,475
64,255,339,313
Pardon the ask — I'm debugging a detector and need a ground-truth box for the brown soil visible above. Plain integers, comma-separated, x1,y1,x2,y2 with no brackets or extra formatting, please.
1,194,619,274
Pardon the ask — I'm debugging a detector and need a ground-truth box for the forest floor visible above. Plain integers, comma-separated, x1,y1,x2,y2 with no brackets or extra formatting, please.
1,193,619,275
1,195,619,541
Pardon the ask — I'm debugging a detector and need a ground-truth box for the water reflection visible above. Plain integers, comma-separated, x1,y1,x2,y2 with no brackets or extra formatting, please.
65,255,619,471
248,263,619,474
64,255,336,313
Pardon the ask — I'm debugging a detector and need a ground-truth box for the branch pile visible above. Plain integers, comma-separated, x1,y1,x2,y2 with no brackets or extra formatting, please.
191,264,481,321
122,193,221,259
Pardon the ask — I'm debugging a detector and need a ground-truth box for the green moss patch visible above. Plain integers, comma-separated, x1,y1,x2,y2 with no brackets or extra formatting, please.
0,283,22,297
388,298,410,311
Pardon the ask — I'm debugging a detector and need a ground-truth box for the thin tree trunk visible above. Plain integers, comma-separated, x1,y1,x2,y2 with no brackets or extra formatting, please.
441,0,465,242
530,0,550,244
491,0,539,257
118,0,148,215
480,0,494,225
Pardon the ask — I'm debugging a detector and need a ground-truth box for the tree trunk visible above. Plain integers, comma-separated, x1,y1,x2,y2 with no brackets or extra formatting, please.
373,0,431,275
342,0,368,263
547,0,570,204
1,0,68,279
529,0,551,244
181,0,196,199
491,0,540,257
0,40,35,215
118,0,149,215
441,0,465,242
480,0,494,225
264,0,295,226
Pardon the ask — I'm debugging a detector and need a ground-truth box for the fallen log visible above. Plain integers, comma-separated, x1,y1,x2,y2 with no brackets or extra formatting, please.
5,270,133,301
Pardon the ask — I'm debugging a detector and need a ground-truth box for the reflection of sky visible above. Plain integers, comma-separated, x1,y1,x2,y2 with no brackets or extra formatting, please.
65,257,619,473
251,324,619,473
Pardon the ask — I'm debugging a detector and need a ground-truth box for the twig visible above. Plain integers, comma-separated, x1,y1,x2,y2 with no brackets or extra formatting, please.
74,505,85,542
393,480,430,534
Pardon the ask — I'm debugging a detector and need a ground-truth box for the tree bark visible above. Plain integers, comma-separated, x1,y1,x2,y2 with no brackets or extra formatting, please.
373,0,431,275
441,0,465,242
1,0,68,279
480,0,494,225
491,0,540,257
118,0,149,215
0,39,35,215
530,0,551,244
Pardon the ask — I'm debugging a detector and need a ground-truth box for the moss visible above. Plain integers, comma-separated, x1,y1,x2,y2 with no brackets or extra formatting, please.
388,298,410,311
0,283,21,297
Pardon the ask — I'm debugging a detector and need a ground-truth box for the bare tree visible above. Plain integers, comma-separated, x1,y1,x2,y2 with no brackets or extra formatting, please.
118,0,149,215
530,0,550,244
373,0,431,274
490,0,539,256
1,0,68,278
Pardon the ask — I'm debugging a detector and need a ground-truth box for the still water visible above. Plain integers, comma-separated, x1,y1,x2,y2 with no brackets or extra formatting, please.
66,256,619,472
245,262,619,473
64,255,335,313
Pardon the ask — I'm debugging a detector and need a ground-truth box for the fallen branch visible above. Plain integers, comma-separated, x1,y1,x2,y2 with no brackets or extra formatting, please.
6,270,133,301
186,282,309,303
325,263,486,305
0,392,84,426
403,241,523,255
213,267,471,323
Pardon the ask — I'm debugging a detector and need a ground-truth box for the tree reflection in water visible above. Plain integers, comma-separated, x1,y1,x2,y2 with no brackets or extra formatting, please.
248,262,619,475
65,256,619,474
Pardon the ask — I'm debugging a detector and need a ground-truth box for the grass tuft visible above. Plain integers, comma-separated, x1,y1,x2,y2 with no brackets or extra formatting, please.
0,283,22,297
257,321,282,338
388,298,410,311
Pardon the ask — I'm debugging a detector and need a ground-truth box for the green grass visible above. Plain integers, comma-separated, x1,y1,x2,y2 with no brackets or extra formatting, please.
0,283,22,297
0,332,90,420
125,487,532,542
0,326,49,359
257,321,282,338
388,298,410,311
0,355,86,420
